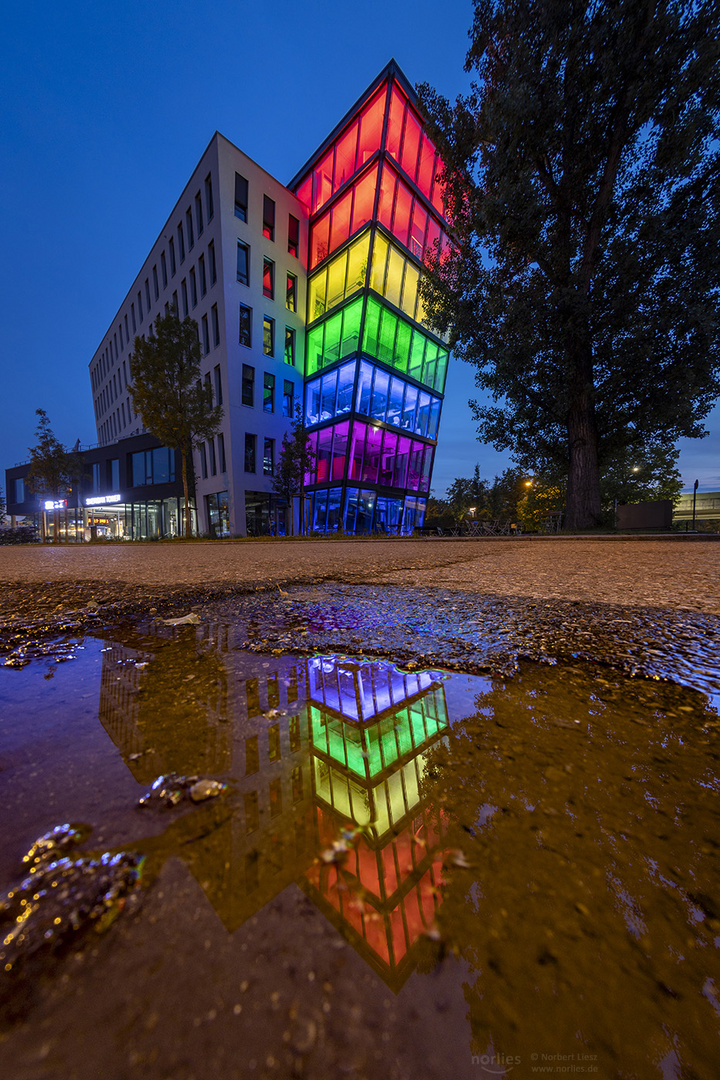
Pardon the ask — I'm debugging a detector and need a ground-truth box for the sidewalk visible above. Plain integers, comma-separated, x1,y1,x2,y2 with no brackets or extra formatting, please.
2,537,720,615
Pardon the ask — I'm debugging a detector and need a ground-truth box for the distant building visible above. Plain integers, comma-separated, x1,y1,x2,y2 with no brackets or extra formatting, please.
6,61,452,539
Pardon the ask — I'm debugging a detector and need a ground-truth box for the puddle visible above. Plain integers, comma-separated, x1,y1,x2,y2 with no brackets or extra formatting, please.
1,620,720,1079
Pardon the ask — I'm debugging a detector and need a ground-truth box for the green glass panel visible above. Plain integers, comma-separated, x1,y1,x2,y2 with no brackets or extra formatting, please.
394,320,411,372
408,330,425,379
306,325,323,377
363,296,381,356
395,714,414,756
324,309,342,365
341,297,362,356
377,306,396,363
436,350,449,393
409,705,427,744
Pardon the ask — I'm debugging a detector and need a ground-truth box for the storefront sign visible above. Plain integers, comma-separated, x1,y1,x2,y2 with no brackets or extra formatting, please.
44,499,67,510
86,494,122,506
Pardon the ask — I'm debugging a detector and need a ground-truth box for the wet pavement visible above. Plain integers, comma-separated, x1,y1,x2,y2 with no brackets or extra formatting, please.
1,539,720,1079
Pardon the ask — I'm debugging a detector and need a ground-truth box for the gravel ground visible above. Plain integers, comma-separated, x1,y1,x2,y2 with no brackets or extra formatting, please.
2,536,720,620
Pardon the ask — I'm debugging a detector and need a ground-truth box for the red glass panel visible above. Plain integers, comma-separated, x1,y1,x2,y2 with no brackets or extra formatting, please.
431,171,446,217
377,165,396,231
351,164,377,233
424,215,441,264
317,428,333,482
417,134,436,201
389,904,408,961
296,176,312,211
313,148,334,212
357,87,386,167
310,212,330,269
386,84,406,161
330,188,353,253
334,120,359,188
410,203,428,260
393,182,413,249
401,109,421,183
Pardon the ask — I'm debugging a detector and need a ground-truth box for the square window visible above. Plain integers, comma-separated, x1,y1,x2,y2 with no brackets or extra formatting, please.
235,173,248,221
263,316,274,356
239,304,252,347
263,437,274,475
263,258,274,299
237,241,249,286
263,372,275,412
284,326,295,366
263,195,275,240
288,214,299,257
244,432,256,472
282,379,294,418
242,363,254,406
286,273,297,312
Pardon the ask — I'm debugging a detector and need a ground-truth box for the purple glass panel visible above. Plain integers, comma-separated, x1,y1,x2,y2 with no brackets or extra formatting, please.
362,424,381,484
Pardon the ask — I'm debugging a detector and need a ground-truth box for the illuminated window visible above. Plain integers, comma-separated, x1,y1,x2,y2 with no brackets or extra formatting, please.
235,173,248,221
242,363,254,406
284,327,295,367
239,304,252,348
288,214,299,257
263,258,274,299
263,195,275,240
237,241,249,286
263,316,274,356
263,372,275,412
263,437,274,475
282,379,294,417
286,273,297,312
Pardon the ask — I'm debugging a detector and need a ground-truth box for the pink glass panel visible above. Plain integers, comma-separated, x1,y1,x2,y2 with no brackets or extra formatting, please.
335,120,359,188
377,165,396,231
424,216,441,263
312,149,334,212
386,84,406,161
379,430,396,485
357,87,386,166
410,203,428,259
317,428,333,483
395,436,411,487
349,423,365,480
362,424,381,483
401,109,421,182
304,432,318,485
296,176,312,211
331,421,349,481
417,135,436,201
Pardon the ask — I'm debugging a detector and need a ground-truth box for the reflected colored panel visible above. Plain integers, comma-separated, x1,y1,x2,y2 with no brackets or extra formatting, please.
307,234,370,324
309,165,379,270
362,297,449,392
304,296,363,377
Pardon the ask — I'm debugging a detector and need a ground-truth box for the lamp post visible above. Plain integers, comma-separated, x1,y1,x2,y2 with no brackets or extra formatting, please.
692,479,699,531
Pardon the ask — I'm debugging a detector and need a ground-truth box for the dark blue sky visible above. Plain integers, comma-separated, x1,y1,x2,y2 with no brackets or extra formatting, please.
2,0,717,499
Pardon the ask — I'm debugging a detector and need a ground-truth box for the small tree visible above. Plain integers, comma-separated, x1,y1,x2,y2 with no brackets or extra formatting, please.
26,410,82,542
272,411,316,536
129,311,223,537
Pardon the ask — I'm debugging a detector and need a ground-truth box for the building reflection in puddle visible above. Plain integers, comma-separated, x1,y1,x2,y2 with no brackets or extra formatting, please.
97,624,450,991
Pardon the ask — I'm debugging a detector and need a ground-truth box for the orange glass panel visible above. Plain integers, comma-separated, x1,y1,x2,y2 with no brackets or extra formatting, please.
410,203,428,260
386,84,406,161
357,87,386,166
335,120,359,188
389,904,408,962
351,164,377,233
330,188,353,253
393,183,413,249
310,213,330,268
363,911,391,964
424,216,441,263
401,109,421,182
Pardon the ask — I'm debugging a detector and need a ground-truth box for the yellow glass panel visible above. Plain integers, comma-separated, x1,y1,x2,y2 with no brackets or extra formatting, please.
346,232,370,295
308,267,327,322
385,247,404,309
327,257,346,310
370,233,389,294
401,262,419,321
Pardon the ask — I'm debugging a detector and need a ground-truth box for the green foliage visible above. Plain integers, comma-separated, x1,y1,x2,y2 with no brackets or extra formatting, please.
419,0,720,530
272,409,316,536
26,409,81,499
129,311,223,536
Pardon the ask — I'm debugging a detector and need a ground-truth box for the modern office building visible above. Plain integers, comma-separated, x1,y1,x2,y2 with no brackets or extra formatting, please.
6,60,452,538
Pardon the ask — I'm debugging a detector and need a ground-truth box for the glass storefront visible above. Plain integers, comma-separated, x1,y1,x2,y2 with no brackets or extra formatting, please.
206,491,230,538
84,497,196,540
310,487,426,536
245,492,287,537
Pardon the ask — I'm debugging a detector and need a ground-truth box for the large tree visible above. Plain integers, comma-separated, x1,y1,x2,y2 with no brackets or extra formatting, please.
419,0,720,529
272,411,316,536
129,311,222,537
26,409,82,542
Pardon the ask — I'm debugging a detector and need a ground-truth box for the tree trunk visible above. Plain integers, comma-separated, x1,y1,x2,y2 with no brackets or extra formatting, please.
181,449,191,538
565,394,602,530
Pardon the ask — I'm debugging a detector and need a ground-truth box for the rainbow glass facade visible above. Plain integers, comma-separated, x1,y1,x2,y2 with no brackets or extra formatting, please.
290,62,452,535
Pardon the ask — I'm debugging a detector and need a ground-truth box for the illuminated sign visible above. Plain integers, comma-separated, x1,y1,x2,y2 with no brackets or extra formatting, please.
44,499,67,510
86,494,122,506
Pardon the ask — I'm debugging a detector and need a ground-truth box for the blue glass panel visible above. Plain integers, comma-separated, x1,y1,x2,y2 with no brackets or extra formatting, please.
370,368,389,421
312,490,328,531
417,392,431,437
306,376,322,425
401,384,418,432
336,360,356,415
387,376,404,427
320,369,338,421
357,360,372,415
343,488,360,533
358,490,376,532
428,398,441,439
327,488,343,532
